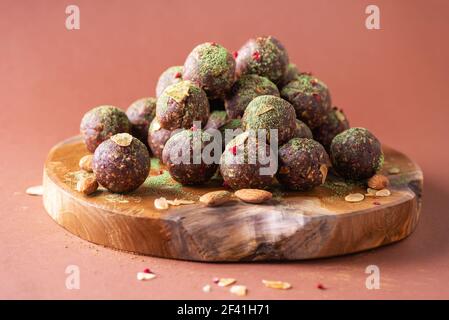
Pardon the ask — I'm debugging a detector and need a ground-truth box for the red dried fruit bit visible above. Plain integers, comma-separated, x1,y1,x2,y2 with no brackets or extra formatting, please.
312,93,321,103
252,51,261,61
373,201,381,205
143,268,152,274
159,170,164,175
210,41,217,46
174,72,182,79
310,79,318,86
317,283,326,290
191,124,198,131
212,277,219,284
233,51,238,59
229,145,237,155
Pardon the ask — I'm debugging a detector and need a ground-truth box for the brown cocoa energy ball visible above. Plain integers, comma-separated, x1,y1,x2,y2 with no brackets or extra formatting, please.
330,127,384,180
93,133,150,193
80,105,130,153
147,118,173,160
155,66,183,98
156,80,210,130
294,119,313,139
220,132,276,190
277,138,330,191
183,42,236,99
242,95,296,145
235,36,289,84
162,129,218,185
278,63,300,88
126,97,156,146
280,73,332,129
224,75,279,119
313,107,350,152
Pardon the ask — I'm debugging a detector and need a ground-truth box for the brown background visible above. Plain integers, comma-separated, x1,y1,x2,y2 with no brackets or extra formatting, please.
1,0,449,299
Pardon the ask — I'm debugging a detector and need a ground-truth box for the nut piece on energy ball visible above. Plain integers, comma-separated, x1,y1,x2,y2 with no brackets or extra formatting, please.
93,133,150,193
156,80,210,130
280,73,332,129
330,127,384,180
155,66,183,98
242,95,296,145
126,97,157,147
294,119,313,139
76,176,99,195
162,129,218,185
147,118,173,160
80,105,130,153
224,75,279,119
235,36,289,84
312,107,350,151
183,42,236,99
79,154,93,172
277,138,330,191
220,132,276,190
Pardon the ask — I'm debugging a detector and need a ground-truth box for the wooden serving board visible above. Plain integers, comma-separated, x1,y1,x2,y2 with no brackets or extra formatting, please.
43,136,423,262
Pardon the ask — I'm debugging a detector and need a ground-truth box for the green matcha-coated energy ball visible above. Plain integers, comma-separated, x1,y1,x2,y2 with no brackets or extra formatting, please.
80,105,130,153
183,42,236,99
241,95,296,145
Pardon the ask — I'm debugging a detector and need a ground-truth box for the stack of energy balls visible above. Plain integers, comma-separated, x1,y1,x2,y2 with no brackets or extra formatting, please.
79,36,383,194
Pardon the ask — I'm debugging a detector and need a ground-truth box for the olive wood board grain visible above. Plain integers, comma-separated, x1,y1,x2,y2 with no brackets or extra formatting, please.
42,135,423,262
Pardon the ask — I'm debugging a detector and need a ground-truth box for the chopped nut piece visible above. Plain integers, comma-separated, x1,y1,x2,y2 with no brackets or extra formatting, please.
110,133,133,147
79,155,93,172
202,284,211,293
199,191,233,207
344,193,365,202
367,174,389,190
366,187,378,196
26,185,43,196
76,176,98,195
375,189,391,197
166,199,195,206
217,278,236,287
262,280,292,290
230,285,247,296
234,189,272,204
319,164,328,184
136,272,156,281
388,167,400,174
154,197,169,210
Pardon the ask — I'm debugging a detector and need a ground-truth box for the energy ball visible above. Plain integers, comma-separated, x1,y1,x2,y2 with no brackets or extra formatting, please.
156,80,210,130
220,132,276,190
162,129,218,185
155,66,183,98
294,119,313,139
278,63,300,88
280,73,332,129
235,36,289,84
147,118,173,160
93,133,150,193
330,127,384,180
80,105,130,153
242,95,296,145
126,97,156,146
313,107,350,152
224,75,279,119
277,138,330,191
183,42,236,99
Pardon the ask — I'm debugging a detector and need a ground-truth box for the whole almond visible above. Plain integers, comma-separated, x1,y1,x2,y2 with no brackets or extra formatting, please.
199,190,233,207
76,176,98,195
234,189,272,204
367,174,389,190
79,155,93,172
